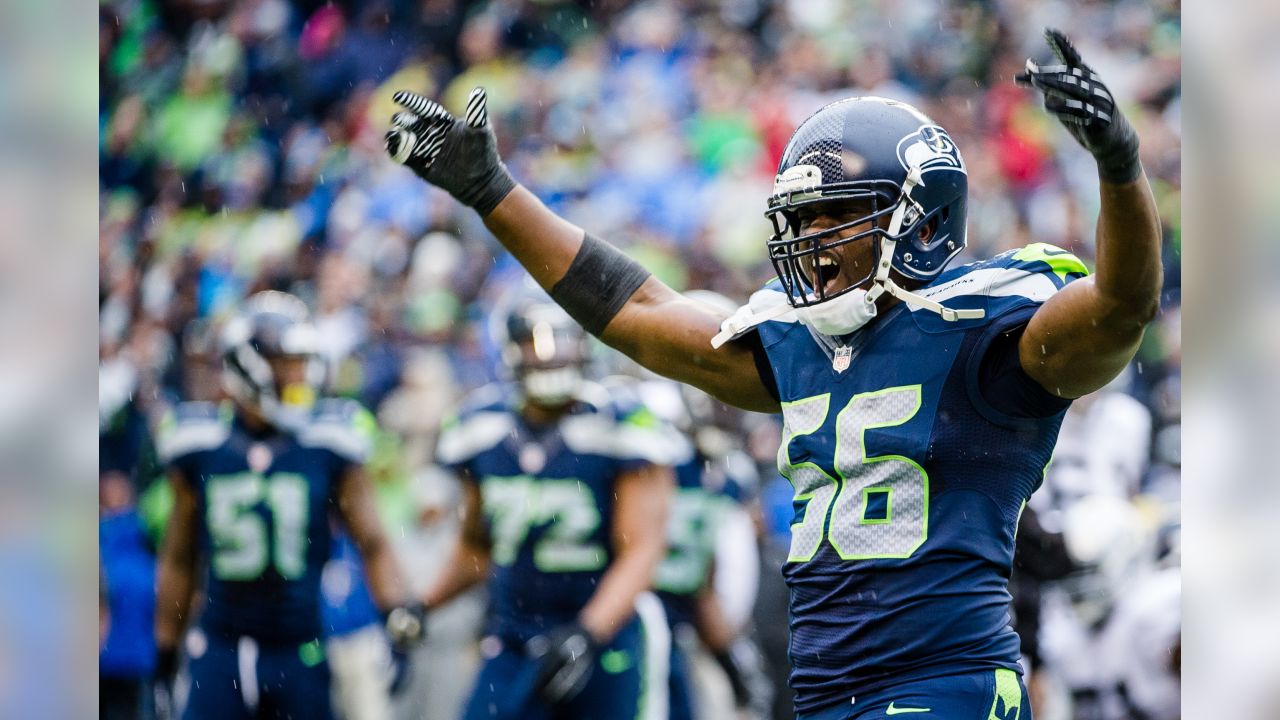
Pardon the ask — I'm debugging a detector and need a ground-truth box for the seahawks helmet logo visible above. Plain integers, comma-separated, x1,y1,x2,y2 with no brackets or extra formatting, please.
896,125,966,175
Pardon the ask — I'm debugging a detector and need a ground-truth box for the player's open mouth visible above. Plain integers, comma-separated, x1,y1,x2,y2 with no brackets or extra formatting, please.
805,253,843,297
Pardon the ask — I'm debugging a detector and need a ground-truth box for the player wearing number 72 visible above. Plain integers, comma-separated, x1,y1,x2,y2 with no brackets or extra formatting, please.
420,296,681,720
384,28,1161,720
153,291,423,720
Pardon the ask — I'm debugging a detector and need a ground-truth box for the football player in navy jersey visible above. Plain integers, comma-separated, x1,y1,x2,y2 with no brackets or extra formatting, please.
423,298,680,720
153,291,423,720
384,27,1162,720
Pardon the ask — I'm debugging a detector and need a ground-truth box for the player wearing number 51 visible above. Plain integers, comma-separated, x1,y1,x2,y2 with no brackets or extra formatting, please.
421,293,682,720
153,291,423,720
385,27,1161,720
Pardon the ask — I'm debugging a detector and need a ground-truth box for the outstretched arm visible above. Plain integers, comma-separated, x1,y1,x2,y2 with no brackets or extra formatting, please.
385,91,778,413
1016,29,1162,398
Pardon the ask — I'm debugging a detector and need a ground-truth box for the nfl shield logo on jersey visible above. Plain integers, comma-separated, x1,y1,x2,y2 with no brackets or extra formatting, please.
833,346,853,373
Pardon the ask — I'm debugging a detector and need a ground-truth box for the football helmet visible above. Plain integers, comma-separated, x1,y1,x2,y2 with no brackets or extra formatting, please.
501,297,590,407
220,291,323,430
766,97,976,321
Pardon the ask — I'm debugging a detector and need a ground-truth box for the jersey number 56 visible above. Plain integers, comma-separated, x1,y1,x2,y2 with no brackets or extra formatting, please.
780,385,927,562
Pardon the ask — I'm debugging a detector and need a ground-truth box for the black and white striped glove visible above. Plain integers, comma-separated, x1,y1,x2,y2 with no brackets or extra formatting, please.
384,87,517,215
1016,28,1141,184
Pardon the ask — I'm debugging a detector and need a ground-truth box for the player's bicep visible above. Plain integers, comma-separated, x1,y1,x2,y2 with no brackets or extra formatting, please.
611,463,674,558
1019,276,1146,399
603,279,779,413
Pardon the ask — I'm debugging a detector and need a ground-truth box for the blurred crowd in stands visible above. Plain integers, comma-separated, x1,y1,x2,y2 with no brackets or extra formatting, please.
99,1,1181,718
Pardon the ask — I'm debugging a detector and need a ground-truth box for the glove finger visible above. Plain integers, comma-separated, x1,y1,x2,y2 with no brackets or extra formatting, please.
1044,28,1084,67
1027,72,1114,108
391,111,421,130
386,128,417,164
413,123,447,160
464,87,489,129
1044,92,1110,127
393,90,454,122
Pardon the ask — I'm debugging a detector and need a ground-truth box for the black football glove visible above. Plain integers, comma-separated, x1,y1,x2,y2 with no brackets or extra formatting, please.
713,639,773,715
384,87,517,215
528,622,599,704
1016,28,1141,184
383,603,427,696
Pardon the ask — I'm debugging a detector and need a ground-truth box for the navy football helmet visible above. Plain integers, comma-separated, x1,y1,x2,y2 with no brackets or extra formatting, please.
220,291,323,429
500,297,590,406
766,97,969,308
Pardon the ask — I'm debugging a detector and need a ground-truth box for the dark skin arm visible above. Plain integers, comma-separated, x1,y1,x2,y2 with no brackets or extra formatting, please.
483,189,779,413
154,470,199,652
1020,173,1162,398
422,477,491,610
335,464,407,611
577,463,673,643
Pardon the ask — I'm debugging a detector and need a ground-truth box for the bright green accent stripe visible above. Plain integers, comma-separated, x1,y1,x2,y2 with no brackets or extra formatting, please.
298,639,325,667
987,668,1022,720
622,406,658,429
1012,243,1089,282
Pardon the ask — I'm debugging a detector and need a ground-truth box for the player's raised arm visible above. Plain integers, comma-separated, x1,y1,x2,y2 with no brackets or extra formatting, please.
1015,29,1163,398
384,90,778,413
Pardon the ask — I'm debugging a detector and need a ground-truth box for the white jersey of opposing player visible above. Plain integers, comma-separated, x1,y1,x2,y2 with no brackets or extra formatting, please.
1032,387,1152,530
1100,566,1180,720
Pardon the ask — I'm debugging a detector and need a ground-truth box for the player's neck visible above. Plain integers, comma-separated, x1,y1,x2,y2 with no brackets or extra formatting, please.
521,401,572,427
237,406,278,437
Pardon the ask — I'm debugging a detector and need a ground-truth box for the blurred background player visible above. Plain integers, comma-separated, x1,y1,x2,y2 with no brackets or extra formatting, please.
152,291,423,720
420,294,680,720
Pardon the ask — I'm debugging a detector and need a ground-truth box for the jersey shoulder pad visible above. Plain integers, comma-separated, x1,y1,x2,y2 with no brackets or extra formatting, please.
297,398,377,464
436,384,515,467
156,402,231,464
560,386,694,466
715,280,800,347
908,243,1089,333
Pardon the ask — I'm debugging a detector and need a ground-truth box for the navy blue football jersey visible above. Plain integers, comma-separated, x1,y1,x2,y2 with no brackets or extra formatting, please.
744,244,1087,713
436,382,690,643
157,399,375,644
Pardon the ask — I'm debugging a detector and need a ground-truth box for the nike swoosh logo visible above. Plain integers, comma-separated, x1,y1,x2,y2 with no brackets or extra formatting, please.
885,702,932,715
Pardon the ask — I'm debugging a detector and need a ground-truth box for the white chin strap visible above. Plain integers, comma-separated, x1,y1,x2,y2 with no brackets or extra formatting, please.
863,166,984,323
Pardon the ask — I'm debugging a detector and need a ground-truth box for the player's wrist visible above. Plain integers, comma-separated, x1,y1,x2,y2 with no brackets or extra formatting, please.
463,161,517,216
155,645,179,680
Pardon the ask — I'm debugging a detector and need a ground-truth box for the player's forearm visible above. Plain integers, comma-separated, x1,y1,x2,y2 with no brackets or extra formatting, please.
422,540,489,610
360,535,408,612
578,541,664,644
1092,170,1163,327
154,557,194,650
693,588,738,653
482,185,588,290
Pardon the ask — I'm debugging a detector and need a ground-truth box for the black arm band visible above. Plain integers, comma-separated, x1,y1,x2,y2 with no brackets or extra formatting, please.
549,233,651,337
